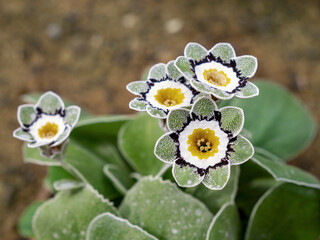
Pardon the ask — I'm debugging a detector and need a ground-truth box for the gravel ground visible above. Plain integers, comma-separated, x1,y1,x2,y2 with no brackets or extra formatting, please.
0,0,319,239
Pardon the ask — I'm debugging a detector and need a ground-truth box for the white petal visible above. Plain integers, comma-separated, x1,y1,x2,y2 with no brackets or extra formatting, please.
145,80,195,111
178,119,229,169
194,61,240,92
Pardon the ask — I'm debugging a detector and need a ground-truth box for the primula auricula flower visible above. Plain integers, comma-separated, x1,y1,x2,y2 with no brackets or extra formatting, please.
175,42,259,100
127,61,208,119
154,97,254,190
13,91,80,149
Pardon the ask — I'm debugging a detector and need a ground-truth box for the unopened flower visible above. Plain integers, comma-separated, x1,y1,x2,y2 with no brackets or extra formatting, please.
175,42,259,99
13,92,80,149
127,61,208,119
154,97,254,190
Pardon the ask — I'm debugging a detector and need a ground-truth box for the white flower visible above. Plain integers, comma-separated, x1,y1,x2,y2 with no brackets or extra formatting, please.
13,91,80,148
175,42,259,99
127,61,208,119
155,97,254,190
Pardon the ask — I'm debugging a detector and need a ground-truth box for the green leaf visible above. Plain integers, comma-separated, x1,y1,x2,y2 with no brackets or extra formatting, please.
33,186,117,240
18,201,43,238
206,202,241,240
65,141,121,200
233,56,257,78
44,166,76,192
120,177,213,240
24,144,61,166
252,153,320,189
103,164,135,195
87,213,158,240
209,43,236,62
220,81,317,161
118,114,164,175
184,42,208,61
191,97,217,118
154,133,177,163
220,106,244,136
236,161,277,218
187,166,239,213
53,179,84,191
167,108,190,132
72,115,133,145
245,183,320,240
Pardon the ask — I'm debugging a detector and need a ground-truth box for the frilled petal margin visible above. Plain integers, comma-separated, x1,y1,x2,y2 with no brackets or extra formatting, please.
220,106,244,136
175,56,194,80
229,135,254,165
64,106,81,127
190,96,217,118
13,128,33,142
167,109,190,132
154,133,177,163
191,79,234,100
209,43,236,63
202,162,230,190
147,63,167,81
184,42,208,61
172,163,204,188
233,55,258,78
126,81,149,95
18,104,36,127
235,81,259,98
146,106,166,119
129,98,148,111
35,91,64,115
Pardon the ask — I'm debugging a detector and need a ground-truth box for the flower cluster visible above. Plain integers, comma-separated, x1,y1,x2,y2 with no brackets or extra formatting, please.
128,42,257,190
13,91,80,158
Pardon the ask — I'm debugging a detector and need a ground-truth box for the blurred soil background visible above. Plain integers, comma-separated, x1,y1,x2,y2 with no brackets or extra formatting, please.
0,0,319,239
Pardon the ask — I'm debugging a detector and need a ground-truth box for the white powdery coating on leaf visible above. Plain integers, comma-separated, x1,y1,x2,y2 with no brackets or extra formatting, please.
145,80,194,111
194,61,240,92
178,120,229,169
29,114,66,144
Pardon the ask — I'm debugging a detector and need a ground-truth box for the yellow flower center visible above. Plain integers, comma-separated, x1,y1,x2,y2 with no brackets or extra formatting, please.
38,122,59,139
154,88,185,107
187,128,220,159
203,69,231,87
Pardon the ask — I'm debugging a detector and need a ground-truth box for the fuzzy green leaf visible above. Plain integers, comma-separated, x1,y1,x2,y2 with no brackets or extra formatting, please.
118,114,164,175
245,183,320,240
120,177,213,240
33,186,117,240
172,164,204,187
206,202,241,240
202,163,231,190
220,81,317,161
229,135,254,165
191,97,217,118
87,213,158,240
18,201,43,238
